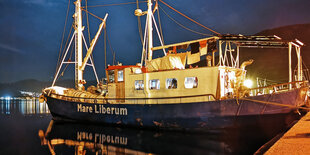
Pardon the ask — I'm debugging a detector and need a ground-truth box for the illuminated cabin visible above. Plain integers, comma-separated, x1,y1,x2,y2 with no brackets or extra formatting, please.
105,37,249,104
104,35,306,105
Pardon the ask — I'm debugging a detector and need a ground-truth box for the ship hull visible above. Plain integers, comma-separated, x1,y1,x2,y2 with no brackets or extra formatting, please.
45,87,308,130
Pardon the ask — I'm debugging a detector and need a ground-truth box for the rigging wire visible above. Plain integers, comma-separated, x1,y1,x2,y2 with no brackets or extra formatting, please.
85,0,91,43
104,27,107,70
81,8,105,21
158,0,220,35
293,59,310,81
56,24,74,81
58,44,74,80
136,0,144,45
159,6,214,36
156,0,165,45
84,1,147,8
54,0,71,82
106,31,117,65
85,0,97,79
302,60,310,81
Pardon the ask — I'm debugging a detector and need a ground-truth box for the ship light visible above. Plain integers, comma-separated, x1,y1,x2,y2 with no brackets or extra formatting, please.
49,86,67,95
244,79,253,88
295,39,304,46
135,68,142,74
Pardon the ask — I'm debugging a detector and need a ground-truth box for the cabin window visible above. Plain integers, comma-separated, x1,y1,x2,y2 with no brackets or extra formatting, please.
118,70,124,82
108,70,115,83
135,80,144,90
149,79,160,90
185,77,198,88
166,78,177,89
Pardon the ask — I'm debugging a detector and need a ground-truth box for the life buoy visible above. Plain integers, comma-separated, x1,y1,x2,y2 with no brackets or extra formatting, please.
39,94,46,103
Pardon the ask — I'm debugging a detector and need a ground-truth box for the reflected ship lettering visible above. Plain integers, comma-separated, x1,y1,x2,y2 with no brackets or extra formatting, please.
38,112,303,154
77,131,128,145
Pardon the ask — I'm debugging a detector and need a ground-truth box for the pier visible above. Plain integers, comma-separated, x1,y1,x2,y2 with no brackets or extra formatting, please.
264,112,310,154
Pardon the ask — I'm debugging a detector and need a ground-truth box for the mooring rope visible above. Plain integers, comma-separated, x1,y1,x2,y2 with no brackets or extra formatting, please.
242,98,310,110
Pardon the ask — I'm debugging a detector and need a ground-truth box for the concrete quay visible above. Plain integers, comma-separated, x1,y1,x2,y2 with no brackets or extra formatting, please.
265,112,310,154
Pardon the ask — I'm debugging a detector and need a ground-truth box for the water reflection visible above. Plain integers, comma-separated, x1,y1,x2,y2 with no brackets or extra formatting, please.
38,112,302,155
0,99,49,115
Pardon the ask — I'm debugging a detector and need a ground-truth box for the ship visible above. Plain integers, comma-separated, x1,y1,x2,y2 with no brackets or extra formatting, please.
41,0,309,130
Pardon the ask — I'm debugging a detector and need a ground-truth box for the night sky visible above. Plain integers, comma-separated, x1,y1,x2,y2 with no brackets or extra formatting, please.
0,0,309,83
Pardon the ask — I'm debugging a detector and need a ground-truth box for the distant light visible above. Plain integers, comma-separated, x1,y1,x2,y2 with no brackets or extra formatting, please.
244,79,253,88
5,96,11,100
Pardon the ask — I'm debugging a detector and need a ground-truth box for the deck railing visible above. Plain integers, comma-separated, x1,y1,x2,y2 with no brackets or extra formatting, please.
246,81,308,96
48,92,216,104
46,81,308,104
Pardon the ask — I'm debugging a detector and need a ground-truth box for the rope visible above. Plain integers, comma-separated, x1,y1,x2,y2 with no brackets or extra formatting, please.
84,1,147,8
159,6,213,36
242,98,310,110
159,0,220,35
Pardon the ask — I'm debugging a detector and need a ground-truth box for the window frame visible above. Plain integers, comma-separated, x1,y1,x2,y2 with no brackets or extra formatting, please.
134,80,144,90
166,78,178,89
184,77,198,89
107,70,115,83
149,79,160,90
117,70,124,82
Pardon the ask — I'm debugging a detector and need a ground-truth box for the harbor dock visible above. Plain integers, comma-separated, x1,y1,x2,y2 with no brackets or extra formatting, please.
264,112,310,154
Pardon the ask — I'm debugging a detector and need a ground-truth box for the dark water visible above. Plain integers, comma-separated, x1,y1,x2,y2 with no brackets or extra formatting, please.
0,99,303,155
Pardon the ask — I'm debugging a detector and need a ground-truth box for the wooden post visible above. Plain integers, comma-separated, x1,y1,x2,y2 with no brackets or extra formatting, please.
219,41,222,66
296,47,301,81
288,42,292,89
236,45,240,68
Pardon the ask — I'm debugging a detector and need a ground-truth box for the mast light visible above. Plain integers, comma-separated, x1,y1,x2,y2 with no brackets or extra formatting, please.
295,39,304,46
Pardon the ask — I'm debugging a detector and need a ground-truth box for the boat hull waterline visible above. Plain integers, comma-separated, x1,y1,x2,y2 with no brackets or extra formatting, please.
44,87,308,130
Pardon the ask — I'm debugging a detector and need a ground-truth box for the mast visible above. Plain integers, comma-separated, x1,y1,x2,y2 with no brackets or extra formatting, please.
147,0,153,61
74,0,84,90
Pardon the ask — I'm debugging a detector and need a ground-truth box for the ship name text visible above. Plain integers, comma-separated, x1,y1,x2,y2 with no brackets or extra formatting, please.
77,104,128,115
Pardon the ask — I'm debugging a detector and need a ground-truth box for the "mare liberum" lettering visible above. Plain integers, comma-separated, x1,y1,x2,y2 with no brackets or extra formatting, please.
77,131,128,145
77,104,128,115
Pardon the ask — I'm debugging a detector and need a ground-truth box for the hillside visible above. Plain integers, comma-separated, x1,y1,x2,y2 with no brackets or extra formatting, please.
0,79,74,97
240,23,310,83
